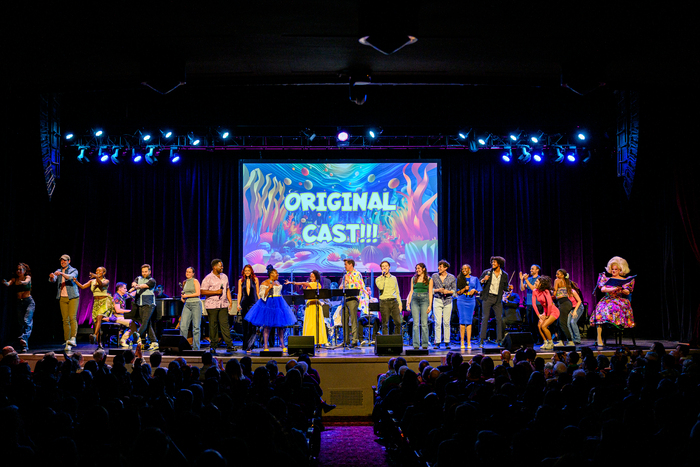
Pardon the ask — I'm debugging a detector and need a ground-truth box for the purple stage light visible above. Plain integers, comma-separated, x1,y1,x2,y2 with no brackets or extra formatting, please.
337,131,349,142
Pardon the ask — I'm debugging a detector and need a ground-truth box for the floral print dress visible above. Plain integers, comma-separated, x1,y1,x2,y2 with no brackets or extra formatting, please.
590,273,635,328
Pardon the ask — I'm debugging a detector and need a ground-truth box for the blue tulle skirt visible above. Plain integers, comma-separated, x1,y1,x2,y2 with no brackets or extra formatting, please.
244,296,297,327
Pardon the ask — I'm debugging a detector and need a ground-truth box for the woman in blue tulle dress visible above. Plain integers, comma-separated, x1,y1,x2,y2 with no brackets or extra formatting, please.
244,267,296,351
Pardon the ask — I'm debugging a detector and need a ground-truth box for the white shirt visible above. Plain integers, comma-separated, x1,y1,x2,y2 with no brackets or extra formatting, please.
489,270,502,295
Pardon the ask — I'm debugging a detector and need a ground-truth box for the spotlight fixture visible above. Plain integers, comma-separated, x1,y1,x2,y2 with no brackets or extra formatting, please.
145,147,158,165
94,129,104,137
132,148,143,163
577,132,586,141
502,149,512,163
169,147,181,163
77,147,90,163
554,147,565,163
518,147,532,163
161,130,173,139
582,150,592,164
533,153,543,162
110,147,121,165
359,35,418,55
301,128,316,141
217,128,230,140
336,130,350,147
368,127,383,139
509,131,522,142
567,150,577,162
99,146,111,163
530,131,545,144
458,129,470,140
477,135,489,146
65,133,74,140
142,133,152,142
188,133,201,146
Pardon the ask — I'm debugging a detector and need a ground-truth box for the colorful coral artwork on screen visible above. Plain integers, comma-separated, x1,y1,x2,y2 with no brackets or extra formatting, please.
242,161,439,273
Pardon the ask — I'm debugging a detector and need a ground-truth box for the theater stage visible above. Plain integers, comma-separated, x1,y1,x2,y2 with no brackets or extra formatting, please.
16,338,690,417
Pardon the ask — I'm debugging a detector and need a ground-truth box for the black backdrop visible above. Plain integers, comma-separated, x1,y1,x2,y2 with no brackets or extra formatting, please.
1,92,698,347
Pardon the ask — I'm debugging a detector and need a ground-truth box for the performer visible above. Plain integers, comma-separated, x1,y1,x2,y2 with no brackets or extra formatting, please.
237,265,260,352
112,282,137,347
533,276,559,350
180,267,202,351
455,264,482,350
519,264,541,339
553,269,583,346
201,259,236,353
406,262,432,349
130,264,159,351
590,256,635,347
75,267,115,349
478,256,509,347
286,270,328,345
375,261,402,337
3,263,34,352
430,260,456,349
245,266,296,350
49,254,80,350
339,259,367,347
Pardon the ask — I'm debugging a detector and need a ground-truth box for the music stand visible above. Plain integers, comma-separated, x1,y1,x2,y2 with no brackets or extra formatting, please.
303,288,332,347
328,288,360,349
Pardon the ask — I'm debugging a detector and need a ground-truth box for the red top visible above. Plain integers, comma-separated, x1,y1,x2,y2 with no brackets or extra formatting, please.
532,289,559,317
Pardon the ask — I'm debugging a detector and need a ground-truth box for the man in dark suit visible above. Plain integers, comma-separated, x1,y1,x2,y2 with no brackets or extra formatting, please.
478,256,509,347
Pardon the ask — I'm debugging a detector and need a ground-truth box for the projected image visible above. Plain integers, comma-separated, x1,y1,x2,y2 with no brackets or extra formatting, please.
241,161,439,273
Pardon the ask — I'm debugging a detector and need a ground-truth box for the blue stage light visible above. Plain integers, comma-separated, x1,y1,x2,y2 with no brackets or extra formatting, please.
100,154,109,162
533,153,542,162
192,139,200,146
110,147,121,165
478,138,486,145
502,152,511,162
65,133,74,140
531,136,539,143
222,131,229,139
369,130,376,138
169,147,180,163
577,133,586,140
77,148,89,163
95,130,103,137
567,153,576,162
337,131,349,142
132,148,143,163
143,134,151,142
145,147,158,165
165,131,172,138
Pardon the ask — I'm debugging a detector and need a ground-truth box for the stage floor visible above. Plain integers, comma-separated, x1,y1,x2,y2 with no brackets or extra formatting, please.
14,337,691,416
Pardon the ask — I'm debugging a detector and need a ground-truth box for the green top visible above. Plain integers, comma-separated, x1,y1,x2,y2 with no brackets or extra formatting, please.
182,278,200,303
413,280,429,293
91,279,110,297
375,274,402,307
15,281,31,292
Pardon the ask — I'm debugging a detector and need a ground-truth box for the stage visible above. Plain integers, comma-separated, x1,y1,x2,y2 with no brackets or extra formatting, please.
15,337,692,416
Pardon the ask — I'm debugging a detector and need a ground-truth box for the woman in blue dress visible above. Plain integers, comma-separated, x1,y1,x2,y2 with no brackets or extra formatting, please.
244,266,296,351
456,264,482,350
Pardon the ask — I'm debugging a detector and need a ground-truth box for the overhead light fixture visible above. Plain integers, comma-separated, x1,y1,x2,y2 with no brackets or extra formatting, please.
161,130,173,139
530,131,545,144
169,147,181,163
567,149,577,162
132,148,143,163
533,153,543,162
349,74,371,105
65,133,74,140
518,147,532,163
110,147,122,165
502,149,512,163
301,128,316,141
554,147,565,163
359,35,418,55
217,128,230,140
94,129,104,137
477,135,489,146
99,146,111,163
142,133,152,142
368,127,383,139
145,147,158,165
188,133,201,146
336,130,350,147
77,147,90,163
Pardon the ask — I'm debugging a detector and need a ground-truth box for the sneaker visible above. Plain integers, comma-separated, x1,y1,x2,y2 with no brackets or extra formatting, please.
445,343,451,350
65,343,72,351
68,337,77,346
422,345,428,350
148,342,159,351
478,341,484,348
554,341,565,347
120,339,130,348
361,340,369,346
210,346,217,354
541,342,553,350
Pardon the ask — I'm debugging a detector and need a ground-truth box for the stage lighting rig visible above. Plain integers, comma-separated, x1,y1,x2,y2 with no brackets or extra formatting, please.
336,129,350,147
301,128,317,142
518,147,532,163
161,130,173,139
169,147,181,163
554,147,565,163
77,146,90,164
132,148,143,163
188,133,201,146
110,147,122,165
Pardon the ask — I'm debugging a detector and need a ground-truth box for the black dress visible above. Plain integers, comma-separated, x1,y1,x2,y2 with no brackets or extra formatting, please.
240,278,258,350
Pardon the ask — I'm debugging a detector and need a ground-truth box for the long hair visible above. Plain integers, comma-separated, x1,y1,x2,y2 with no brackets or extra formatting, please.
14,263,31,278
241,264,257,282
413,263,429,285
557,269,574,296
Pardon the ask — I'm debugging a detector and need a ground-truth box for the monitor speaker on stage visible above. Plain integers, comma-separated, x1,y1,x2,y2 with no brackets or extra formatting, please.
159,335,192,355
288,336,315,356
501,332,534,352
374,335,403,356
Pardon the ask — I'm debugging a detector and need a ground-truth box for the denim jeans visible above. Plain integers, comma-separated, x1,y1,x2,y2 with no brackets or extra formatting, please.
567,306,582,343
18,297,35,344
181,300,202,350
432,296,453,344
411,293,429,348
